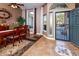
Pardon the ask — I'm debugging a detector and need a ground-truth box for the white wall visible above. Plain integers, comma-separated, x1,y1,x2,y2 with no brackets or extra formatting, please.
43,4,72,39
22,9,25,19
36,4,55,39
36,7,41,33
36,7,43,35
46,3,55,39
49,8,72,38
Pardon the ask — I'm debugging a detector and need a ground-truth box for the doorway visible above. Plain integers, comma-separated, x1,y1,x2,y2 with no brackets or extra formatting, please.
27,9,34,33
55,11,70,41
43,14,47,36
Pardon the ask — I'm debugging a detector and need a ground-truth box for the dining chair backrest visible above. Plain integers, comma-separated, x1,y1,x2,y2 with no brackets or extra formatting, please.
14,28,20,35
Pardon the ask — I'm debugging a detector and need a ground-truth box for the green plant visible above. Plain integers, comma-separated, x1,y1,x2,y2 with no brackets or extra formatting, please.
56,13,64,24
17,16,26,26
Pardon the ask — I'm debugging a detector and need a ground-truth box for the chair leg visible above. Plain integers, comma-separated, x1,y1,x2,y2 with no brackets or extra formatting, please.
19,39,20,43
4,40,7,47
19,37,21,43
24,35,27,39
12,39,15,46
21,39,23,42
20,37,22,42
13,43,14,46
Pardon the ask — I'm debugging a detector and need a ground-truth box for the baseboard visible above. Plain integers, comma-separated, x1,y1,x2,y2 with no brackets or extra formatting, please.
36,33,43,35
43,35,55,40
36,33,55,40
30,32,34,34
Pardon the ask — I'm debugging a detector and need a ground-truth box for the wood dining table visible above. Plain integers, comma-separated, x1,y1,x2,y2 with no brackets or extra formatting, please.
0,25,30,47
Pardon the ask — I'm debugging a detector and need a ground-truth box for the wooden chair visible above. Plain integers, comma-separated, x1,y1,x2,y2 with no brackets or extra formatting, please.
7,28,21,46
0,30,14,47
19,26,27,40
6,30,15,46
13,28,21,45
19,25,30,40
23,25,30,37
0,37,4,47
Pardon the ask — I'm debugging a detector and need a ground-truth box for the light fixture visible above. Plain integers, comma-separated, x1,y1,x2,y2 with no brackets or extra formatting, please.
9,3,24,9
30,12,34,14
10,4,18,8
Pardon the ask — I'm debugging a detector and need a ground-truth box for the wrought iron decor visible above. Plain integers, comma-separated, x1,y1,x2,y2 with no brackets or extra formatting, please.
50,3,68,10
0,8,12,19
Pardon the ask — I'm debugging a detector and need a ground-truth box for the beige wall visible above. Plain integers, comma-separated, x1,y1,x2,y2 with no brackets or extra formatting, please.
66,3,75,9
43,4,47,15
0,3,22,25
36,7,41,33
36,7,43,34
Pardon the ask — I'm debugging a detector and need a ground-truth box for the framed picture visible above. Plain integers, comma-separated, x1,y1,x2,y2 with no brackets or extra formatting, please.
0,8,12,19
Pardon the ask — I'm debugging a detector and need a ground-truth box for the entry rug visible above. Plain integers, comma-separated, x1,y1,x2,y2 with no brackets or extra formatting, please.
55,46,72,56
0,40,33,56
0,35,42,56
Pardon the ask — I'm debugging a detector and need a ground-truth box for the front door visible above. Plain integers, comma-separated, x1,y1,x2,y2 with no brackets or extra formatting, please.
70,8,79,46
55,11,70,41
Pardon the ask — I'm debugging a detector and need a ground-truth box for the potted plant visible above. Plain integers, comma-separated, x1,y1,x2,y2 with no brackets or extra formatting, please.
17,16,26,26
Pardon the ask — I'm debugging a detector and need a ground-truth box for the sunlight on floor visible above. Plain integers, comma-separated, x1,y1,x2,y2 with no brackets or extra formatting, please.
55,40,72,56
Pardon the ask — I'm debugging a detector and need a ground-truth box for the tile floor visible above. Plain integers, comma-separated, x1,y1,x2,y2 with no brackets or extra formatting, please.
22,36,79,56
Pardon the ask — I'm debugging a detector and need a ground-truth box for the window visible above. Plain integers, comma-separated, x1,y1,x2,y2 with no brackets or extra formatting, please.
27,9,34,32
43,15,47,32
56,12,64,25
49,12,53,35
28,12,34,29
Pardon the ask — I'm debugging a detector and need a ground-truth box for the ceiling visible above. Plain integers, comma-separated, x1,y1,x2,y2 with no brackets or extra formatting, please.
23,3,44,9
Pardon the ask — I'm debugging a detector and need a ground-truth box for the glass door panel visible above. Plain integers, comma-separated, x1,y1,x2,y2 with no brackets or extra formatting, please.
27,9,34,33
55,12,69,41
43,15,47,32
